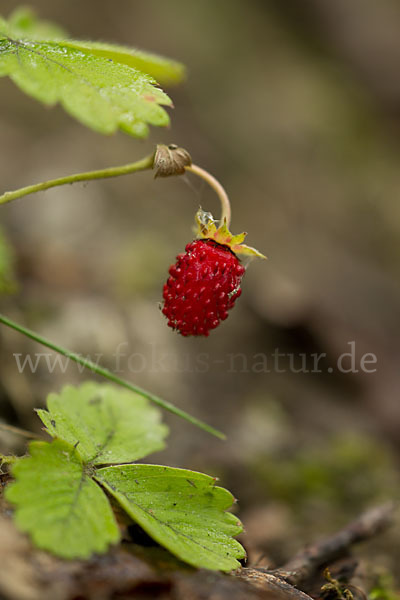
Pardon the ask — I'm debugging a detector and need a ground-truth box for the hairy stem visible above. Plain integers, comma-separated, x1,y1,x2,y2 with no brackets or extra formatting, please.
0,147,232,229
0,314,225,440
186,164,231,227
0,154,155,206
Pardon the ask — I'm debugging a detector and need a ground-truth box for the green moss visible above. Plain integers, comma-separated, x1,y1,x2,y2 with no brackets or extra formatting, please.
369,571,400,600
253,433,399,512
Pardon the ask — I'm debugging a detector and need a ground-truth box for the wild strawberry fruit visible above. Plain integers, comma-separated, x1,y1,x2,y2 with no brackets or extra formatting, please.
162,209,266,337
162,239,245,336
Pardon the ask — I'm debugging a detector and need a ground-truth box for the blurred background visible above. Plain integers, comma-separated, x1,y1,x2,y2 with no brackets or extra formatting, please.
1,0,400,590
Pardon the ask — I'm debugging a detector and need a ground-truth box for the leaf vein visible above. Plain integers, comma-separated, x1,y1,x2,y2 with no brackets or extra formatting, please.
111,485,236,559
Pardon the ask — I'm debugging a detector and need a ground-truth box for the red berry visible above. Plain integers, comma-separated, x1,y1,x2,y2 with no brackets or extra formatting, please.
162,239,245,336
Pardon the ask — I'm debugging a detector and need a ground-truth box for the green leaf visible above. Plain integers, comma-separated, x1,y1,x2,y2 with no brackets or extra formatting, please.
0,9,184,137
5,439,120,559
63,41,185,86
4,7,184,84
0,227,17,294
95,464,245,571
37,382,168,465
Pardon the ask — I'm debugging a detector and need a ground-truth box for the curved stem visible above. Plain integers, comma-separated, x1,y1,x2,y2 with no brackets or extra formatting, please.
0,150,233,230
0,154,155,206
0,314,225,440
185,164,232,227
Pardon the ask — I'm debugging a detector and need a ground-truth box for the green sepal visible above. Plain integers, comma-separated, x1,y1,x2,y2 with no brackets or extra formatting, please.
195,209,266,259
